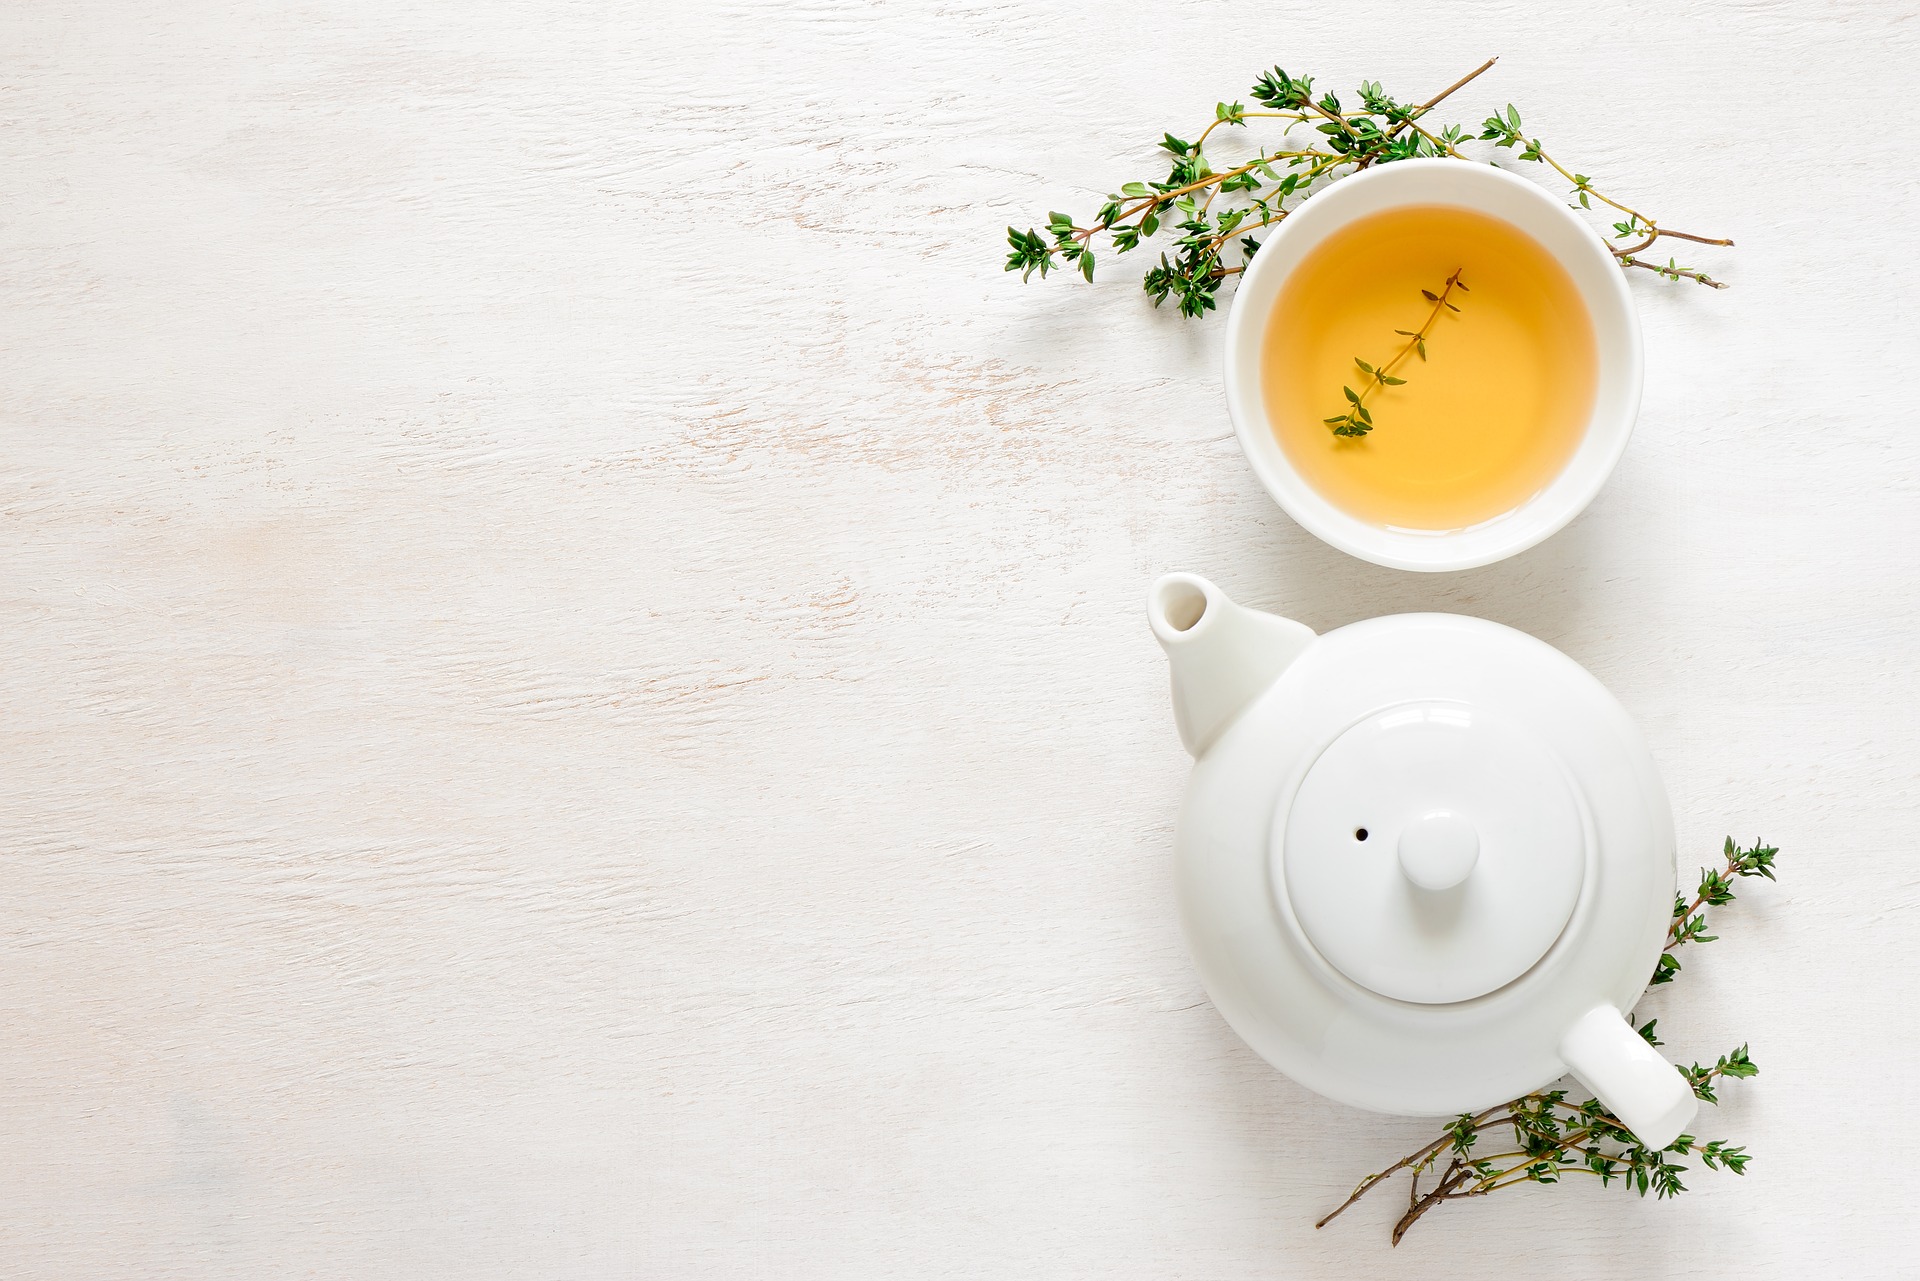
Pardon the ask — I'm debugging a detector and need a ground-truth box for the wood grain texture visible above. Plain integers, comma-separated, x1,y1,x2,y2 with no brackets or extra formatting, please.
2,0,1915,1275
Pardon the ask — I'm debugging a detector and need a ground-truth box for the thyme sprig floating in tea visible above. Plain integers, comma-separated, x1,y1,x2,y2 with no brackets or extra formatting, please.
1317,837,1777,1245
1324,269,1466,438
1004,57,1732,316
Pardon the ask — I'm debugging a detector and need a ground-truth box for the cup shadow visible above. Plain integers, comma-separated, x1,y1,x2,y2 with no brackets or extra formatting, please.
1232,498,1606,651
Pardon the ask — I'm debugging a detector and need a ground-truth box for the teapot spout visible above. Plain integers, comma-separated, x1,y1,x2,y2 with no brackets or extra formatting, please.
1149,574,1316,758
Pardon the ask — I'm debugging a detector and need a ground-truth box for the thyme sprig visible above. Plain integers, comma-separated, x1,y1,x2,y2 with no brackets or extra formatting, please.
1315,837,1776,1245
1653,836,1778,985
1324,269,1466,438
1005,58,1732,317
1476,103,1731,287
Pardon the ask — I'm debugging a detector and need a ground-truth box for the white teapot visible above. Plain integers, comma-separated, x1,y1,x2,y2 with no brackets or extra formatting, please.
1149,573,1697,1148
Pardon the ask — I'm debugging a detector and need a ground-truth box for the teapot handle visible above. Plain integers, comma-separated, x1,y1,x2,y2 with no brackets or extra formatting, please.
1557,1004,1698,1150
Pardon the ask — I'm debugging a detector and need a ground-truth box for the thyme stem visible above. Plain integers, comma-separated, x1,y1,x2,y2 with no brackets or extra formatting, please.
1313,1105,1507,1229
1323,268,1466,438
1389,56,1499,137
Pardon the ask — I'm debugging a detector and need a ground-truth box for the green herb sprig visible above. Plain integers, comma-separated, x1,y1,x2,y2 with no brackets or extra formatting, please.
1652,837,1777,984
1005,58,1732,317
1315,837,1776,1245
1324,269,1466,438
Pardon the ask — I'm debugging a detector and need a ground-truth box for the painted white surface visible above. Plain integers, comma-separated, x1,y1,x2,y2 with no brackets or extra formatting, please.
1,1,1914,1275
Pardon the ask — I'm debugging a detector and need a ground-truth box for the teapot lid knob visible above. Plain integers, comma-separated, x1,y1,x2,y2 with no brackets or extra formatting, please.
1398,810,1480,892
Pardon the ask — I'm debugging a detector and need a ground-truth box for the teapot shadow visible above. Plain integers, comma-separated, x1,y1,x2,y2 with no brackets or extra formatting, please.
1408,877,1470,934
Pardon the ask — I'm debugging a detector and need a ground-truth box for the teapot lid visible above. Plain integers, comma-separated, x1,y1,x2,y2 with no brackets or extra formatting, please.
1282,700,1585,1004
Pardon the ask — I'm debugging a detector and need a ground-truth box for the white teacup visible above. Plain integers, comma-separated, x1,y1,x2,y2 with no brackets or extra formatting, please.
1222,158,1642,572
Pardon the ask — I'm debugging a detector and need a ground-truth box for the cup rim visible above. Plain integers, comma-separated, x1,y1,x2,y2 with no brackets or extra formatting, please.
1222,158,1644,573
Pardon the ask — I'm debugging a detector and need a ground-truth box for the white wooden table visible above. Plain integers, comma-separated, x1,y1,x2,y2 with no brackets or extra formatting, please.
4,2,1915,1275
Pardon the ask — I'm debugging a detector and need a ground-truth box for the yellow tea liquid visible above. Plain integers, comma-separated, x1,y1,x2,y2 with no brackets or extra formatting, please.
1261,204,1597,531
